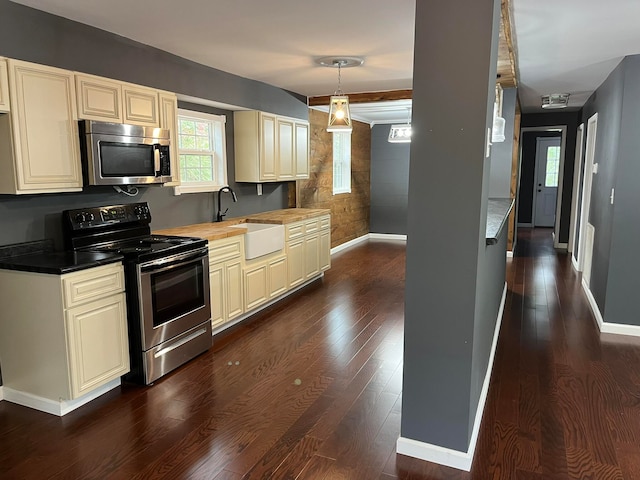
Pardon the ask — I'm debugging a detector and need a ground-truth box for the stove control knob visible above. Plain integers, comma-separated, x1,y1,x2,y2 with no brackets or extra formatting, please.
75,212,88,223
87,213,95,222
134,205,147,217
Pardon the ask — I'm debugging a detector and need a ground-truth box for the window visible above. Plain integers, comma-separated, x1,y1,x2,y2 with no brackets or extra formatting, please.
332,132,351,195
545,145,560,187
174,109,228,195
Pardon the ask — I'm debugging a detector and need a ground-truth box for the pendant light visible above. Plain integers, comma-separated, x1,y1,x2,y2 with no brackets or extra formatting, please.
316,56,364,134
388,107,412,143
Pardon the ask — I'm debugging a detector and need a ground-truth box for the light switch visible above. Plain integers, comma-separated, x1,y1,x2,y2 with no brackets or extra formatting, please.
610,188,615,205
592,163,599,174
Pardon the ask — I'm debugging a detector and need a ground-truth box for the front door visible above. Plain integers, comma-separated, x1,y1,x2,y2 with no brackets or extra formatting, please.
534,137,561,227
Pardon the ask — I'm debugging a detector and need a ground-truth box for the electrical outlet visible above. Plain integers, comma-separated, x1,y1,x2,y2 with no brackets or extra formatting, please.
257,184,263,196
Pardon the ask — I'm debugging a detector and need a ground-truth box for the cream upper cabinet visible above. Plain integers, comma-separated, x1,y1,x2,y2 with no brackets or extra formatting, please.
75,73,123,122
295,122,309,179
0,59,9,112
159,91,179,186
122,82,159,126
277,118,295,180
0,263,129,406
0,59,82,194
234,110,310,182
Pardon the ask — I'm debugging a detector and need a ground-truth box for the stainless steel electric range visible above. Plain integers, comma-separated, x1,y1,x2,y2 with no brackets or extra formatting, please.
63,202,212,384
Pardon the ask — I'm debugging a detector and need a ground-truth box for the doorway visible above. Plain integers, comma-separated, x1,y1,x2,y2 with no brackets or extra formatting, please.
516,126,567,248
533,137,562,227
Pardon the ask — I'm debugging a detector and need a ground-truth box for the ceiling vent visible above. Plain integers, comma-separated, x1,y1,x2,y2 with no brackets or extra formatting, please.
541,93,570,109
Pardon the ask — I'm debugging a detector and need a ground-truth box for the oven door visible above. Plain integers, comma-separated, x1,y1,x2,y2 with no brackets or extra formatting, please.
137,247,211,351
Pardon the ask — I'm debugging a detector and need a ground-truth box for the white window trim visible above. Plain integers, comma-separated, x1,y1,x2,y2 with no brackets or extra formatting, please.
174,108,229,195
332,132,352,195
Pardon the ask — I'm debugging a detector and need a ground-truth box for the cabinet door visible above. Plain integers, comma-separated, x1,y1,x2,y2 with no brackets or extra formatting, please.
287,239,305,288
320,229,331,272
259,113,277,181
159,92,179,186
304,234,320,279
122,83,159,126
226,260,244,320
8,60,82,193
75,73,123,122
65,293,129,399
244,263,268,311
268,256,288,298
295,122,309,179
0,59,9,113
209,262,226,330
277,118,295,180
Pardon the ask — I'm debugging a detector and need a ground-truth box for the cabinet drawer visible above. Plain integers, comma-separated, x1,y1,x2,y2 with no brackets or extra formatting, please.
63,263,124,308
286,223,305,241
320,216,331,230
209,238,242,263
305,219,319,234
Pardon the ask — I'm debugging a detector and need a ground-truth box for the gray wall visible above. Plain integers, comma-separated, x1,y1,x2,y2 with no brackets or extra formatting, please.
370,124,410,234
520,111,581,243
0,0,304,248
402,0,503,453
580,60,623,319
580,55,640,326
488,87,516,198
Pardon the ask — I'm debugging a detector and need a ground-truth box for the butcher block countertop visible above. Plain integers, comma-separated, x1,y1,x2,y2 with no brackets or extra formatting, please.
153,208,331,242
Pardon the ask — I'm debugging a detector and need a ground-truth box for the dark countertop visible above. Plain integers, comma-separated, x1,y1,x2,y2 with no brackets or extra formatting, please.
0,251,123,275
486,198,515,245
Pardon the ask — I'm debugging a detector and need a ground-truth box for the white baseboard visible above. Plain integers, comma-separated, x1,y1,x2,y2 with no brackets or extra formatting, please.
330,233,407,256
369,233,407,241
0,385,3,401
571,254,580,271
555,242,568,250
582,278,640,337
330,234,369,255
2,378,121,416
397,283,508,471
506,251,513,258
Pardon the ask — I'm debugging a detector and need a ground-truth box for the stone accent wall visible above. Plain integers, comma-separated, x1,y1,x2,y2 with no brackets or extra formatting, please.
298,109,371,248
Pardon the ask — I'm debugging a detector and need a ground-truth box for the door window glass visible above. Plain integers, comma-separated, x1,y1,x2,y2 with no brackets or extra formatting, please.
545,146,560,187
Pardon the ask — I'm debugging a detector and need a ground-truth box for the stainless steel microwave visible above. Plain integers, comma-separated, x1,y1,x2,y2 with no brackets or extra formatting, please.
80,120,173,186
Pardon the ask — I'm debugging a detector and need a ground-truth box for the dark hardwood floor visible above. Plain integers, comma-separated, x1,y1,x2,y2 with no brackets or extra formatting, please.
2,228,640,479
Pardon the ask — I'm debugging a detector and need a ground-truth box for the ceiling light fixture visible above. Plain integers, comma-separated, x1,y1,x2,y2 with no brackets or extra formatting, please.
388,107,412,143
541,93,570,109
316,56,364,134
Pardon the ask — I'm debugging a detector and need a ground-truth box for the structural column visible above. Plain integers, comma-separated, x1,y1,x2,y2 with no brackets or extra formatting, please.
399,0,501,470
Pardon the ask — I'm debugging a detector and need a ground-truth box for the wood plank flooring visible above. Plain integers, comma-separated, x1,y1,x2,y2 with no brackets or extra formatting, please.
2,228,640,479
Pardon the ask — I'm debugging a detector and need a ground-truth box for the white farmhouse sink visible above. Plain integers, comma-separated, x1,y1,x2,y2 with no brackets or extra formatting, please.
230,223,285,260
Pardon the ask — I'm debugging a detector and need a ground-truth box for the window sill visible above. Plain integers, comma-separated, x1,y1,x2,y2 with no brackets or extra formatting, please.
332,189,351,195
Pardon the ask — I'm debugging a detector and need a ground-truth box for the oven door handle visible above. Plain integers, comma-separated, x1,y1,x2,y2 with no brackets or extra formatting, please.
139,248,208,272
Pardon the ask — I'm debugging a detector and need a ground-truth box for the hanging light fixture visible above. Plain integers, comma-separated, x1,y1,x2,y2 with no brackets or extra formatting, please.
316,56,364,134
388,106,412,143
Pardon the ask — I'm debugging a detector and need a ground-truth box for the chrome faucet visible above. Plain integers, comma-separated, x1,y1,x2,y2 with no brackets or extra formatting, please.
216,186,238,222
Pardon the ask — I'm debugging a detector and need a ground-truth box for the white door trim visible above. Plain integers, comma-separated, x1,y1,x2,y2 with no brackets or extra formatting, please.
569,123,585,256
577,113,598,272
518,126,567,249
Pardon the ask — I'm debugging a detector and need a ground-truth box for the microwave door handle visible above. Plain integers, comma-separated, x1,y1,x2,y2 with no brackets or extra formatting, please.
154,145,161,176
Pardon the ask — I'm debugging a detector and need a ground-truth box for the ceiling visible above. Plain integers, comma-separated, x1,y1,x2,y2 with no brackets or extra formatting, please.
10,0,640,118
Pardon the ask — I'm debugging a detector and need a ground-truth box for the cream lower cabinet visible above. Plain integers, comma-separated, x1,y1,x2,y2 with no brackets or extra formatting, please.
0,263,129,404
243,251,288,311
209,236,244,330
0,59,82,194
286,215,331,286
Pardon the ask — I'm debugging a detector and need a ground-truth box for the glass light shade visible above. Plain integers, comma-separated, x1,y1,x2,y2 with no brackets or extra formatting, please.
492,116,506,143
327,95,352,133
388,124,412,143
